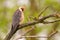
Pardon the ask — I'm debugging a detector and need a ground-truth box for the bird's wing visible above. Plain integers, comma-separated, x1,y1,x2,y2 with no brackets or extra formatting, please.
4,9,22,40
12,9,22,28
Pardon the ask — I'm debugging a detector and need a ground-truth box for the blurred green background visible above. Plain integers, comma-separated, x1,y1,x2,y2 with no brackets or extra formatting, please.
0,0,60,40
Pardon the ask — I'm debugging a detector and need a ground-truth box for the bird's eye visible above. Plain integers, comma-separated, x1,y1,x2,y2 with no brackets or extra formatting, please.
21,8,24,11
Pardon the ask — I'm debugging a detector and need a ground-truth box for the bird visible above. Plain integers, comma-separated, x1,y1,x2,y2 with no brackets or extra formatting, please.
4,6,25,40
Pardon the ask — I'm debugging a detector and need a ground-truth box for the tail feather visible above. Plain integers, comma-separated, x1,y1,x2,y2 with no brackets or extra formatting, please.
4,25,18,40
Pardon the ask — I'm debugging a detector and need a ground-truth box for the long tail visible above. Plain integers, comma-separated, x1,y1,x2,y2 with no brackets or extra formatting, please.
4,25,19,40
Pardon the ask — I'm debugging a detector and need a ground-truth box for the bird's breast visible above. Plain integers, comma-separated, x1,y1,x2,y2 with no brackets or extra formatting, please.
19,12,24,24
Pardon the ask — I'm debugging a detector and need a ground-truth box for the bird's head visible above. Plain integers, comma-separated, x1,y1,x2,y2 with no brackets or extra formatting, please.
19,6,26,12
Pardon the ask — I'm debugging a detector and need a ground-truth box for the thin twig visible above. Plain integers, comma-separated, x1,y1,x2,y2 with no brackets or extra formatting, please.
19,36,48,38
48,31,58,38
16,31,58,39
43,20,60,24
22,27,35,36
16,27,35,40
38,6,50,18
17,31,58,39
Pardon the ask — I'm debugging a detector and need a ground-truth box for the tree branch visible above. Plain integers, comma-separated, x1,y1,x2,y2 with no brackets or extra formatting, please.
18,14,58,29
48,31,58,38
4,13,60,40
16,31,58,39
43,20,60,24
